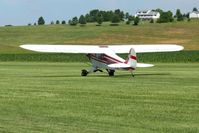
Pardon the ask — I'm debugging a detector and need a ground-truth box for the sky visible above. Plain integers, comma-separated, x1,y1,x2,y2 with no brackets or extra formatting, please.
0,0,198,26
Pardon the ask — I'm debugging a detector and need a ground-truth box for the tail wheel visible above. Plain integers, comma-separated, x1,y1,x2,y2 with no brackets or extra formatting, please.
81,69,88,76
107,69,115,76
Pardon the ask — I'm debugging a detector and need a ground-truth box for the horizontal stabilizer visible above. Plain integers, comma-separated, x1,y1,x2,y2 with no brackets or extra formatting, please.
137,63,154,68
108,63,131,69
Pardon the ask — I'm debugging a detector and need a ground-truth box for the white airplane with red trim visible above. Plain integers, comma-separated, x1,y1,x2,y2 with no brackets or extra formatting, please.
20,44,184,77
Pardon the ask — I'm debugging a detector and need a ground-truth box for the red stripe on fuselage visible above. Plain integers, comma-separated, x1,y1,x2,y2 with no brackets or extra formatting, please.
88,54,123,65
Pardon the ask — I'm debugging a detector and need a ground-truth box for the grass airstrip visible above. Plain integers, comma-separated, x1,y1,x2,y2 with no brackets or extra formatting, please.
0,20,199,132
0,62,198,133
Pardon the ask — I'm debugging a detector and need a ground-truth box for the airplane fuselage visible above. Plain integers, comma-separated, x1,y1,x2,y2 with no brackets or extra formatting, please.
87,54,126,70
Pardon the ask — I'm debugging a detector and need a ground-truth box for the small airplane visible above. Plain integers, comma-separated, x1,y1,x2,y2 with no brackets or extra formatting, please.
20,44,184,77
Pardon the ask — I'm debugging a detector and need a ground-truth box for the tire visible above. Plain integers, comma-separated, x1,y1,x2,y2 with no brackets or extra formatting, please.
107,70,115,76
81,69,88,76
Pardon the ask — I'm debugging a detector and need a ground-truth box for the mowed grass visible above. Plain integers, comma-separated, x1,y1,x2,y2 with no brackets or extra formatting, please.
0,62,198,133
0,20,199,54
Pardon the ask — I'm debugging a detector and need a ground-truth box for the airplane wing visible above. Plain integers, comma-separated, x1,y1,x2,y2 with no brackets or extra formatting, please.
109,44,184,53
20,44,184,54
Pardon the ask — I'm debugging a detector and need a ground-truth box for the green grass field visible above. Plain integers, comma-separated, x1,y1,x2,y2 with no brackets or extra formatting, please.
0,20,199,54
0,62,198,133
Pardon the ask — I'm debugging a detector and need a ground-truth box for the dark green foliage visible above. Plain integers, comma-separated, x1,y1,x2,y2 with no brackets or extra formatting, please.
121,51,199,63
28,23,31,26
154,8,164,15
79,15,87,25
111,14,120,24
68,17,78,26
176,9,184,21
126,20,131,25
38,17,45,25
128,15,134,21
150,19,154,23
69,9,128,24
1,51,198,63
50,21,54,25
102,11,114,22
125,12,129,20
61,20,66,25
133,17,140,25
183,13,189,19
4,25,12,27
193,7,198,12
34,23,37,26
114,9,124,21
56,20,60,24
157,11,174,23
85,14,91,22
89,9,99,22
96,13,103,25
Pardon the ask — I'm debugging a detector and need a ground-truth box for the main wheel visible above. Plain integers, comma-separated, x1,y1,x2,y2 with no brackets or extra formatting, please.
81,69,88,76
107,69,115,76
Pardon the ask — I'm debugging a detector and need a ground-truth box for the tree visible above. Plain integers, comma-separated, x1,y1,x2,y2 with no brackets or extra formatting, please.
89,9,99,22
38,16,45,25
34,23,37,26
125,12,130,20
193,7,198,12
150,19,154,23
85,14,91,22
79,15,87,25
102,11,114,22
69,17,78,26
96,13,103,25
56,20,60,24
154,8,164,15
111,14,120,23
157,11,174,23
50,21,54,25
176,9,184,21
128,15,134,21
62,20,66,24
114,9,124,21
133,17,140,26
126,20,131,25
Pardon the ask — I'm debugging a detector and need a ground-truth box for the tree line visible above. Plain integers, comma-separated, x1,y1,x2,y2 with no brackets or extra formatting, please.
31,7,198,26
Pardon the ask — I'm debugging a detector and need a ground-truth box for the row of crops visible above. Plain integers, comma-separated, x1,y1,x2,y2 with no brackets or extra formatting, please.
0,51,198,63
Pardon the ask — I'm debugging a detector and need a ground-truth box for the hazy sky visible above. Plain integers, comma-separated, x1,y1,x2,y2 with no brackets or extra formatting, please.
0,0,198,26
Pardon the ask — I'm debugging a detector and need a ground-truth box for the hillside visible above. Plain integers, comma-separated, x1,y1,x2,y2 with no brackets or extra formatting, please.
0,20,199,54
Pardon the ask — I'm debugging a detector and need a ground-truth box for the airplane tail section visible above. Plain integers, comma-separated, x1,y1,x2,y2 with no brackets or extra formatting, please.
125,48,137,69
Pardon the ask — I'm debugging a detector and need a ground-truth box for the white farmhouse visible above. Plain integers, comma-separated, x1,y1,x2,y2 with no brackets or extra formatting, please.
135,10,160,20
189,11,199,18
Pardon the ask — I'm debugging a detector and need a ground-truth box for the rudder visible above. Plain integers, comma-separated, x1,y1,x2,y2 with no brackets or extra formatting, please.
124,48,137,69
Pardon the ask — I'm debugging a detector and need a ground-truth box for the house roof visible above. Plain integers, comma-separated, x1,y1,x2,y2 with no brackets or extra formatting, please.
136,10,159,15
191,11,199,14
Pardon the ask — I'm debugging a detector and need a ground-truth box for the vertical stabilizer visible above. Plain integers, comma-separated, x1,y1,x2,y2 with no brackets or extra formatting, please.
124,48,137,69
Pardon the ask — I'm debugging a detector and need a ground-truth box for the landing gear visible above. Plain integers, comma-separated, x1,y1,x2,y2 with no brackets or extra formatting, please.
81,68,115,77
81,69,89,76
130,70,135,77
81,68,103,76
107,69,115,76
94,69,103,73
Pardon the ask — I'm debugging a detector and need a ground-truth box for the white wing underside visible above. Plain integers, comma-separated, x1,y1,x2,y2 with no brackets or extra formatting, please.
20,44,184,54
